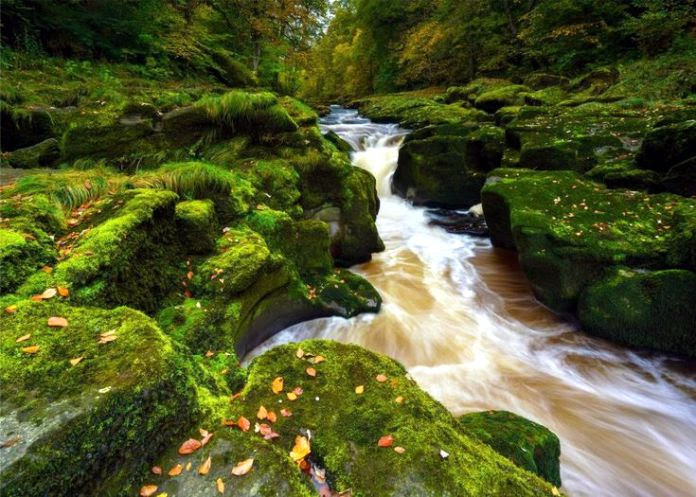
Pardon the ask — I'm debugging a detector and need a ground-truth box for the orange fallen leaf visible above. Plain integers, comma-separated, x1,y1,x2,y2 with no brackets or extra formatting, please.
280,408,292,417
394,446,406,454
238,416,250,432
205,350,215,358
69,356,84,366
271,376,284,394
31,295,44,302
200,428,213,446
41,288,57,300
151,466,162,475
306,367,317,377
216,477,225,493
290,435,311,462
199,456,212,475
355,385,364,394
266,411,277,423
22,345,39,354
15,334,31,343
41,266,53,274
231,458,254,476
57,286,70,297
187,271,194,280
168,464,183,476
230,391,242,402
257,423,279,440
376,374,387,383
257,405,268,420
4,305,17,314
178,438,202,455
47,316,68,328
312,355,326,364
140,485,158,497
378,435,394,447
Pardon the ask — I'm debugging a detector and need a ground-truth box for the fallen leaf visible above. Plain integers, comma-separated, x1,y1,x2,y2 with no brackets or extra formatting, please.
69,356,84,366
187,271,194,280
378,435,394,448
271,376,284,394
98,386,112,394
293,387,303,396
178,438,202,455
552,487,561,496
296,348,304,359
395,396,404,404
0,435,21,448
306,367,317,377
267,411,277,423
22,345,39,354
186,461,192,471
257,405,268,420
168,464,183,476
312,355,326,364
216,478,225,493
439,449,449,459
394,446,406,454
286,392,297,401
257,423,279,440
375,374,387,383
140,485,158,497
355,385,364,394
205,350,215,358
230,391,242,402
231,458,254,476
57,286,70,297
289,435,311,462
98,334,118,344
151,466,162,475
41,288,57,300
4,305,17,314
31,295,44,302
15,334,31,343
199,429,213,446
199,456,212,475
280,408,292,417
47,316,68,328
41,266,53,273
237,416,251,432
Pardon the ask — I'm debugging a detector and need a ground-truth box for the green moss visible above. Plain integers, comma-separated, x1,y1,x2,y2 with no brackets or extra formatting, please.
475,85,530,113
227,340,557,497
53,189,182,313
61,119,154,162
176,199,218,254
280,96,319,127
10,168,118,209
458,410,561,487
0,192,65,235
578,268,696,357
0,301,201,496
0,228,56,294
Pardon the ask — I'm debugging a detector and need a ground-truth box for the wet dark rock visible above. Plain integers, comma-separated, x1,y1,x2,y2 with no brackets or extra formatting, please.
6,138,60,169
425,208,489,237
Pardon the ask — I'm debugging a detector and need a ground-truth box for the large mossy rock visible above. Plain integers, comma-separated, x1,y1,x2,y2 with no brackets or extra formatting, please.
394,124,504,208
0,301,201,496
6,138,60,169
458,410,561,487
175,199,218,254
482,168,696,355
475,85,530,113
139,340,559,497
578,268,696,357
0,228,56,294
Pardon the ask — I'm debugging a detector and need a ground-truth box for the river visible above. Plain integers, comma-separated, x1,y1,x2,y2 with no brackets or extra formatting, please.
248,106,696,497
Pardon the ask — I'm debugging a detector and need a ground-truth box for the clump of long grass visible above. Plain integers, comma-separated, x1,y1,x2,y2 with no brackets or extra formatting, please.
134,161,238,198
196,90,298,134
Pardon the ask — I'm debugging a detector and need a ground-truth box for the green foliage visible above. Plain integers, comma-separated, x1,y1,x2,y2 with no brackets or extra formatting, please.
196,91,298,133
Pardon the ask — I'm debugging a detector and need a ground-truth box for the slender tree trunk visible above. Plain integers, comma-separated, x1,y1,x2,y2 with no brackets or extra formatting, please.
502,0,518,36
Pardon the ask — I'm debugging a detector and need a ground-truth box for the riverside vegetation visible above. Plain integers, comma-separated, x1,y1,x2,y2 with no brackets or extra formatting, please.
1,1,695,496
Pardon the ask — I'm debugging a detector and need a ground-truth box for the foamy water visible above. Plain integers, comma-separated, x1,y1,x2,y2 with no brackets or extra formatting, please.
248,107,696,497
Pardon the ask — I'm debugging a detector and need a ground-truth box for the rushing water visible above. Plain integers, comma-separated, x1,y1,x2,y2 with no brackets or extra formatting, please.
249,106,696,497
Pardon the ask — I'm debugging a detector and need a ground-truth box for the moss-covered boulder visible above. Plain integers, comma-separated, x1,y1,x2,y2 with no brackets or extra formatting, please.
176,199,218,254
53,189,182,313
394,124,504,208
6,138,60,169
149,340,557,497
61,120,155,162
0,228,55,294
482,168,696,354
475,85,530,113
458,410,561,487
636,120,696,172
578,268,696,357
0,106,54,151
0,301,201,496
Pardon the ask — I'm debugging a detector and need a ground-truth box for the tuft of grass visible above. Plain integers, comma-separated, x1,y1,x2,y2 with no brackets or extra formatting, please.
195,91,298,134
135,161,237,198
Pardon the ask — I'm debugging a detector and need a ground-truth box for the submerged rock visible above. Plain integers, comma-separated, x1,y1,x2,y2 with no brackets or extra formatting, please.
425,208,489,236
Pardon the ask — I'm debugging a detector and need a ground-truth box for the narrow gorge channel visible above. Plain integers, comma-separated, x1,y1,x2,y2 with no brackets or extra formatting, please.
248,107,696,497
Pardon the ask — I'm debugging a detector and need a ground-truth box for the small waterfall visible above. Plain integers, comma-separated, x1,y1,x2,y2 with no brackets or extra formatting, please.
248,107,696,497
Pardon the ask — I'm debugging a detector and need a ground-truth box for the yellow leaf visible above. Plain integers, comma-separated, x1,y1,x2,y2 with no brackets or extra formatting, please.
168,464,183,476
355,385,364,394
552,487,561,496
216,478,225,493
69,356,84,366
289,435,311,462
15,334,31,343
41,288,57,300
22,345,39,354
306,367,316,377
271,376,284,394
257,405,268,420
4,305,17,314
47,316,68,328
231,458,254,476
57,286,70,297
286,392,297,401
295,348,304,359
312,355,326,364
199,456,211,475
